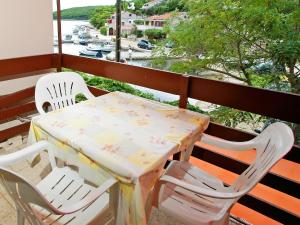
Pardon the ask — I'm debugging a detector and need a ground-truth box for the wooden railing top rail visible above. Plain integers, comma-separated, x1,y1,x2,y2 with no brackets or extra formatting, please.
62,54,183,95
189,77,300,124
0,54,58,82
62,54,300,124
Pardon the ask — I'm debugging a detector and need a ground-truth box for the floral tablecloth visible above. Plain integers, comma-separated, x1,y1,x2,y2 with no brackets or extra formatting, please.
29,91,210,225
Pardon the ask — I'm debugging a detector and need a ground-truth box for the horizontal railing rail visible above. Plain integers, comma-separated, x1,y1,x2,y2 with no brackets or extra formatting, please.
0,87,35,109
0,102,36,122
0,54,58,82
189,77,300,124
62,54,300,124
62,54,183,95
0,122,31,142
0,53,299,224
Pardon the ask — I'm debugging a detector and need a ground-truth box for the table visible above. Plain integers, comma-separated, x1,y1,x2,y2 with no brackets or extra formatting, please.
29,91,210,225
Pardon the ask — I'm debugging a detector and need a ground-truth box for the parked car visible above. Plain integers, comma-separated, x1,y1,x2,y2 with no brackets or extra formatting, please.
251,60,285,74
137,39,154,50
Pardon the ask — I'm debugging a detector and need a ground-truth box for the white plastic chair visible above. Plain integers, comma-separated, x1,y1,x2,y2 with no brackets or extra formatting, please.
0,141,119,225
35,72,94,114
153,122,294,225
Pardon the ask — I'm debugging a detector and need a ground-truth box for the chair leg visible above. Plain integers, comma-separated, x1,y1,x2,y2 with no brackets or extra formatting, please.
109,182,120,225
212,212,230,225
17,208,25,225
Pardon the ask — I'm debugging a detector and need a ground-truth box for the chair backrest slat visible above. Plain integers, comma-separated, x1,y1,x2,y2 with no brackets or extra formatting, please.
35,72,94,114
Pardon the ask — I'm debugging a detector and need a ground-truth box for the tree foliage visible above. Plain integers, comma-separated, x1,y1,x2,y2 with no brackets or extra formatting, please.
75,71,206,116
132,26,144,38
165,0,300,93
54,5,115,31
144,0,185,15
100,27,107,36
145,29,166,40
157,0,300,139
89,6,115,29
53,6,99,20
127,0,149,14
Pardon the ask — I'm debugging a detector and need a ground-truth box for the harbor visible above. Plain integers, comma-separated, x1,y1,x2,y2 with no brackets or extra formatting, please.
53,20,165,66
52,20,218,110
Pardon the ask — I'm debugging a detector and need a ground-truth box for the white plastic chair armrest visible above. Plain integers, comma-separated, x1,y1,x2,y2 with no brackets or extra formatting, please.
83,88,95,99
200,134,255,151
160,175,246,199
0,141,50,166
56,178,117,215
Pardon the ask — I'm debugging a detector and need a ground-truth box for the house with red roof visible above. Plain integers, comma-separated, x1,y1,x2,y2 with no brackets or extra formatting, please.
146,12,172,28
107,11,143,36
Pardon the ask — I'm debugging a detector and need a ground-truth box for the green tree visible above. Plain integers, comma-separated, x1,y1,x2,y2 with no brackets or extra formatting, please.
158,0,299,139
145,29,166,40
89,6,115,29
126,0,149,14
132,26,144,38
165,0,299,93
100,27,107,36
53,6,98,20
145,0,185,15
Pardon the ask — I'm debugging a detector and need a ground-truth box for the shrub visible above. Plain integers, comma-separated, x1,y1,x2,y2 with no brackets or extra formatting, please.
145,29,166,40
65,68,206,115
132,29,144,38
134,19,144,25
100,27,107,36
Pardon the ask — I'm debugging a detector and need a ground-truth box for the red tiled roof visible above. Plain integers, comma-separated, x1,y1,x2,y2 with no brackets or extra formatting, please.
147,12,172,21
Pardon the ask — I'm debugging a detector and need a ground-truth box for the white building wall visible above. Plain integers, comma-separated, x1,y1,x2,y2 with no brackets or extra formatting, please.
0,0,53,60
0,0,54,96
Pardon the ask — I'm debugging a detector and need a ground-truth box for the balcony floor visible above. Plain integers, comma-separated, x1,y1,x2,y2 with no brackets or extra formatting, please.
0,136,249,225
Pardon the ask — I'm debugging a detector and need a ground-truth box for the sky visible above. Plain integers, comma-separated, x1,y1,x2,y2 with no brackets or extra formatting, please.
53,0,116,10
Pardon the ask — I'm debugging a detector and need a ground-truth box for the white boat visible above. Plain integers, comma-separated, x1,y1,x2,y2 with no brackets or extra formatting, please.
79,49,103,58
86,44,114,53
62,34,73,43
78,29,91,39
72,25,80,34
79,39,88,45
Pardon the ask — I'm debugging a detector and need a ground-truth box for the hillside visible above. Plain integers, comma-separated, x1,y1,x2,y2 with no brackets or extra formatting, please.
53,6,99,20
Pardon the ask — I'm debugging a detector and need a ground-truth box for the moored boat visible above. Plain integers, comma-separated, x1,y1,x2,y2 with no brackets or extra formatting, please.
72,25,80,34
79,38,89,46
79,49,103,58
86,44,114,53
62,34,73,43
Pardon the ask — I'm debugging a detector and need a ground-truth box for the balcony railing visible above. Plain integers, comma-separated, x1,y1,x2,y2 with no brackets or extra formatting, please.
0,53,299,224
